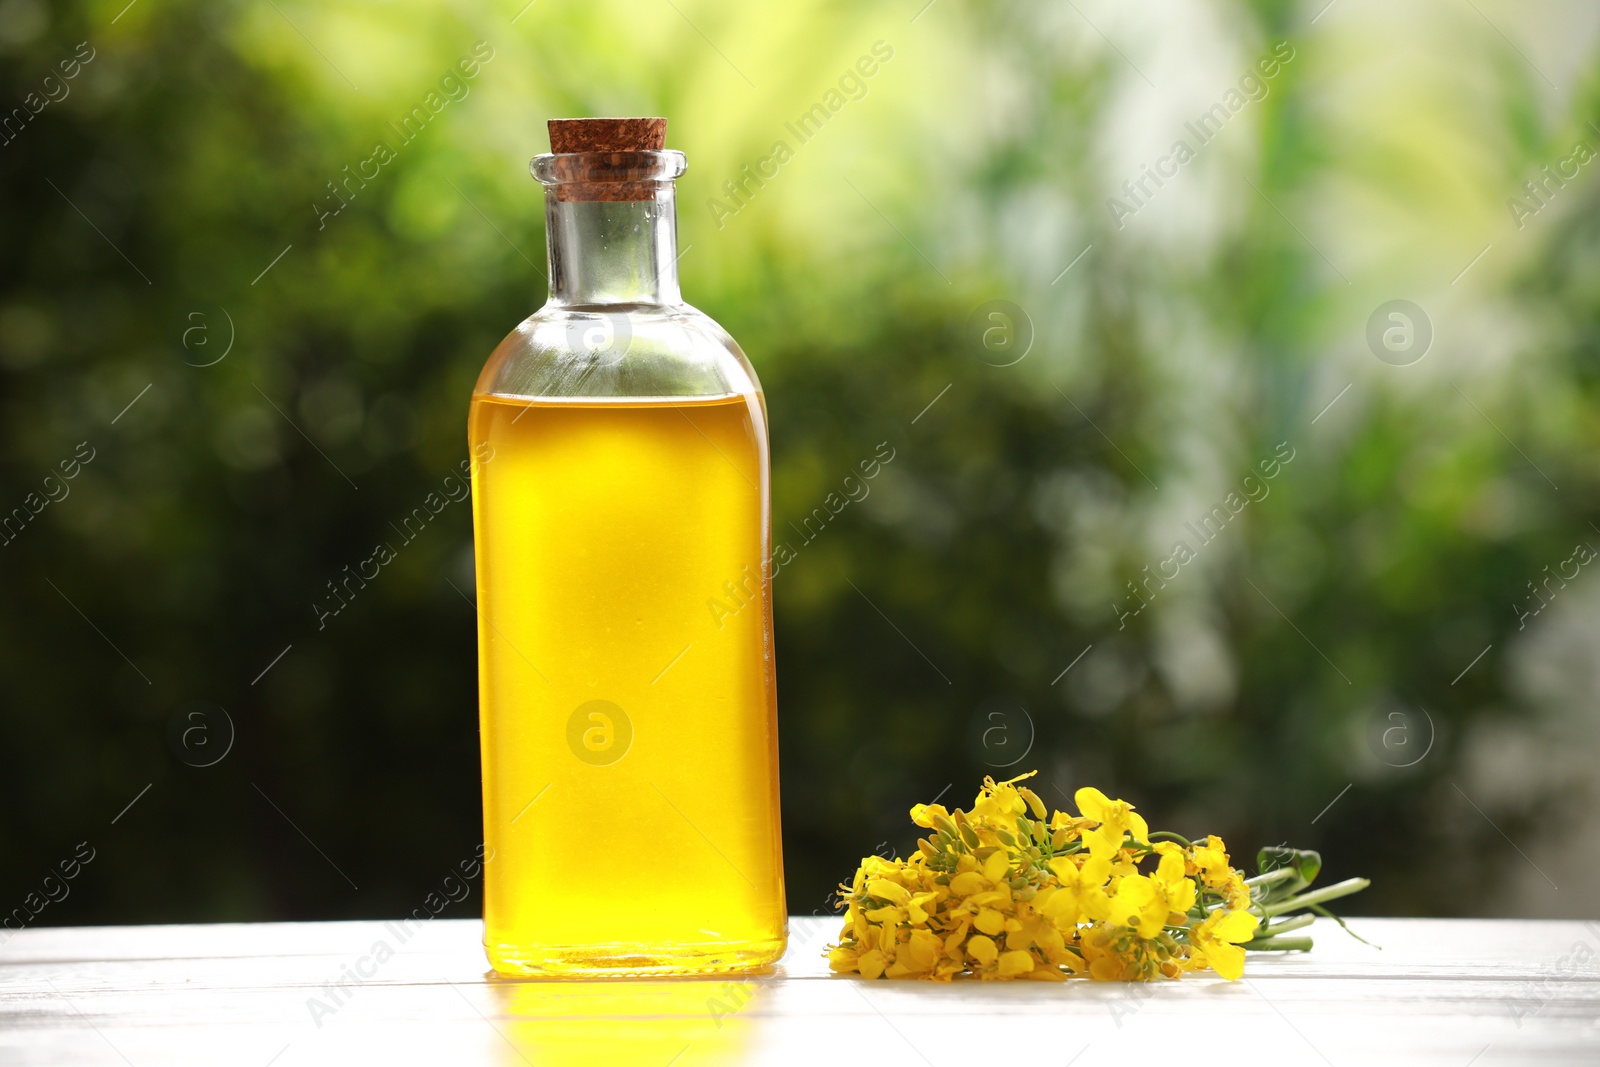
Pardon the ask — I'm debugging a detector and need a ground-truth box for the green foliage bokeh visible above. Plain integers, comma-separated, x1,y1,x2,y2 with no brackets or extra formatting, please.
2,0,1598,925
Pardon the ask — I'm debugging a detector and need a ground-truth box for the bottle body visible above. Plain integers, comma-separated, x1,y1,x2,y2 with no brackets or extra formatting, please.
470,142,785,975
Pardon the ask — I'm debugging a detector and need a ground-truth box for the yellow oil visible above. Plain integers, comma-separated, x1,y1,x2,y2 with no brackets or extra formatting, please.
468,391,786,975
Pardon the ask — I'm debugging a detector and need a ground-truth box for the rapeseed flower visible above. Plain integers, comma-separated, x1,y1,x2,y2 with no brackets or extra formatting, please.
827,771,1366,984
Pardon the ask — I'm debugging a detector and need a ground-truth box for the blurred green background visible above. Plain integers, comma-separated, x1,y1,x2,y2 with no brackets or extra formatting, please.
3,0,1599,929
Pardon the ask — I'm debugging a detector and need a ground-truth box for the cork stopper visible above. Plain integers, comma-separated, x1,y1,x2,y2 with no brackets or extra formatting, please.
543,118,672,203
548,117,667,154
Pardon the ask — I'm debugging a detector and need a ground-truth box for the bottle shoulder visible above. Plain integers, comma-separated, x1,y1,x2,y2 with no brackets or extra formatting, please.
474,301,763,401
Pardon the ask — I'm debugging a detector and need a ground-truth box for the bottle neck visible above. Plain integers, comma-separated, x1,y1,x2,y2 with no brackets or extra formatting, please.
544,187,681,307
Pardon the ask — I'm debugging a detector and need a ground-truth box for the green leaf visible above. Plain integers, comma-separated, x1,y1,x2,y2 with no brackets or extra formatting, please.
1256,847,1322,897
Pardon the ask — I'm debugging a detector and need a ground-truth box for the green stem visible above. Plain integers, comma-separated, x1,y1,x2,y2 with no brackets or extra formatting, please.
1261,913,1315,937
1244,867,1299,889
1261,877,1370,918
1147,830,1194,847
1246,935,1313,952
1311,903,1381,949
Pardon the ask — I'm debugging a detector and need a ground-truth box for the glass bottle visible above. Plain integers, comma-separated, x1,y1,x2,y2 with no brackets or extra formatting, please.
468,118,786,976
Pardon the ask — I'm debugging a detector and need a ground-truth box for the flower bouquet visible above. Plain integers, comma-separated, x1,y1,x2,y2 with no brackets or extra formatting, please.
828,771,1368,981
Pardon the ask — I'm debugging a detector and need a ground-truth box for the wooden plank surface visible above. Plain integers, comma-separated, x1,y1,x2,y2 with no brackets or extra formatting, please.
2,917,1598,1065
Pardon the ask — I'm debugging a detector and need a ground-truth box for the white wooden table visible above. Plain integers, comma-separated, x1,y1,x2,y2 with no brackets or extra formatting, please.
3,916,1597,1065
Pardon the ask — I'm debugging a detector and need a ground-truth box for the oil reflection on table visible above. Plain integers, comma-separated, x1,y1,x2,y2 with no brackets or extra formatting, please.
486,972,768,1067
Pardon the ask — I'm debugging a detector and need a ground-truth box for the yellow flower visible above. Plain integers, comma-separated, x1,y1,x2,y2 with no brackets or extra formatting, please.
973,908,1006,936
942,917,970,959
949,870,985,896
1088,952,1130,982
1043,853,1112,926
1222,870,1252,911
824,771,1343,986
1106,873,1168,939
1190,835,1234,889
1074,786,1150,858
866,877,910,905
971,779,1026,825
1017,786,1049,822
997,950,1035,977
1152,842,1198,917
1049,810,1092,832
1079,926,1136,981
1099,844,1198,944
1187,908,1260,980
885,928,944,977
907,890,940,925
